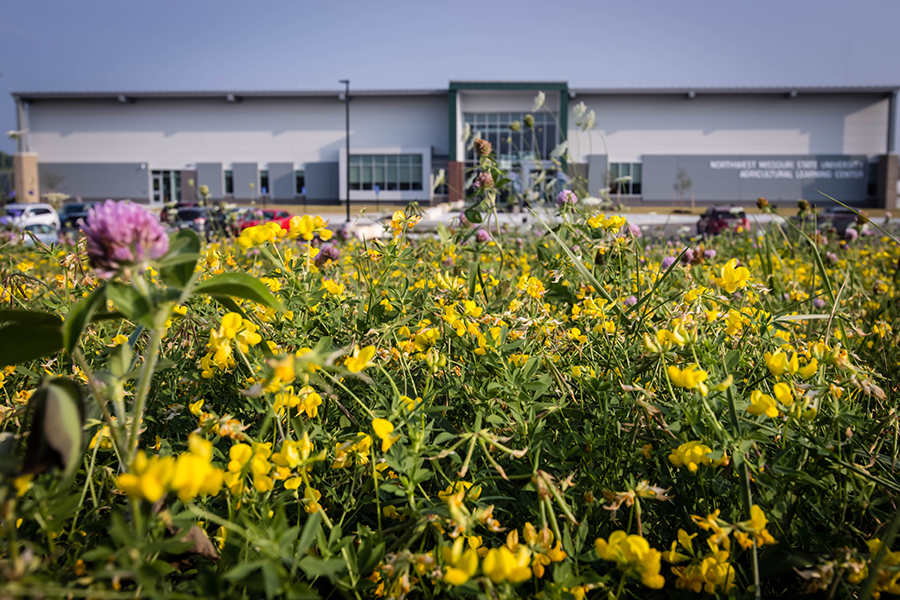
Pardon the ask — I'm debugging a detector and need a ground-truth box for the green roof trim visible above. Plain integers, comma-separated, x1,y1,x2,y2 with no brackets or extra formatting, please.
449,81,568,92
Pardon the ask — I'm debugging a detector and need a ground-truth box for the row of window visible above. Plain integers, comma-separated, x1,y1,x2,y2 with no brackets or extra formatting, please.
349,154,424,191
222,170,306,195
464,112,558,165
608,163,643,195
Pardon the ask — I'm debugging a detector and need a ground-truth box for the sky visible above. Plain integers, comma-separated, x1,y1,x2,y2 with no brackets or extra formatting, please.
2,0,900,154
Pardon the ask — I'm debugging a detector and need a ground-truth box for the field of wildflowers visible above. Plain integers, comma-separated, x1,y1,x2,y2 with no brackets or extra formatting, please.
0,146,899,599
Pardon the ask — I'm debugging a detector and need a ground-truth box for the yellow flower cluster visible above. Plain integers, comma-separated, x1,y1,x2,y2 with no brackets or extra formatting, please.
200,313,262,378
273,385,323,419
332,433,373,469
668,441,728,472
516,276,546,299
286,215,332,241
237,222,286,249
389,210,422,237
667,363,709,395
595,531,665,589
116,435,224,503
713,258,752,294
587,213,626,231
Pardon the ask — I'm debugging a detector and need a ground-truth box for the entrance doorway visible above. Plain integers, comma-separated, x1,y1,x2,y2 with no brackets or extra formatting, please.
151,170,181,204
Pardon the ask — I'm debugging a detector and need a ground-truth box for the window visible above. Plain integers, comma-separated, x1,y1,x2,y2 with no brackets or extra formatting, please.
260,170,269,195
295,170,305,195
224,170,234,195
608,162,642,195
867,162,878,197
463,112,558,165
348,155,423,192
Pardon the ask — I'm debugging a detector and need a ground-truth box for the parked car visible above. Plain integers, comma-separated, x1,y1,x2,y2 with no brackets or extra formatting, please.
820,206,858,236
22,223,59,246
3,203,60,230
175,206,229,239
238,209,292,231
697,206,750,236
58,202,96,231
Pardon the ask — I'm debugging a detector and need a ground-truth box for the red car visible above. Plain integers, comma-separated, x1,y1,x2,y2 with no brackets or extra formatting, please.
238,209,292,231
697,207,751,236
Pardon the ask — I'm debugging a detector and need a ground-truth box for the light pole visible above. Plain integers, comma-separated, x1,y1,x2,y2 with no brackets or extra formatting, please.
340,79,350,224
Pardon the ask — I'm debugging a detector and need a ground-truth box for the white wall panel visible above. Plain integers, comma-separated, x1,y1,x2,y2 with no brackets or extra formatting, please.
567,94,890,163
28,96,448,166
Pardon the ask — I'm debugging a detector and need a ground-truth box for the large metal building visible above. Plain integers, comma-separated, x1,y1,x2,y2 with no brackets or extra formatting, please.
9,81,899,207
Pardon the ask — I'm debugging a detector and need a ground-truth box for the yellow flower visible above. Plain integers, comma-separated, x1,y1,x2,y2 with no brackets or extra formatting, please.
594,531,665,589
482,546,532,584
747,390,779,419
798,357,818,379
713,258,751,294
108,334,129,347
345,346,376,373
372,418,400,452
667,363,709,396
442,537,480,586
516,276,546,299
773,382,793,406
669,441,727,472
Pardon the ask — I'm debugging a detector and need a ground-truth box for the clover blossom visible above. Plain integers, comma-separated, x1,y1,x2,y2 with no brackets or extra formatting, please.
81,200,168,278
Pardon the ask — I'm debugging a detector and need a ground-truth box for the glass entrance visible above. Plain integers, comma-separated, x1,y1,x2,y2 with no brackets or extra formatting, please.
151,171,180,204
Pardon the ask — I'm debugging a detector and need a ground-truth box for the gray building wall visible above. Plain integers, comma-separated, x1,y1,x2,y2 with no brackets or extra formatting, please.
586,154,608,197
268,162,295,201
642,154,869,203
38,163,149,201
196,163,223,199
232,162,258,201
305,162,339,201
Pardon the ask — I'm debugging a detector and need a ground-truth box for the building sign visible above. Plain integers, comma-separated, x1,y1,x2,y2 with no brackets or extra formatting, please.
641,155,870,203
709,158,866,181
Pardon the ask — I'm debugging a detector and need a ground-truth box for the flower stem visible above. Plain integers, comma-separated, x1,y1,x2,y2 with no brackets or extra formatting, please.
128,320,164,462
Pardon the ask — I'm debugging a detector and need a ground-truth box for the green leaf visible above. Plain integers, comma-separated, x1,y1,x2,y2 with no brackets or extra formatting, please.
0,321,64,368
106,282,154,327
63,284,107,353
296,511,321,557
464,208,483,224
21,377,86,480
0,310,62,328
159,229,202,289
192,272,284,311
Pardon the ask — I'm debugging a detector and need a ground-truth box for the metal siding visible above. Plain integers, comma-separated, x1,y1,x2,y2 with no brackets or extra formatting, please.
232,163,258,200
305,162,339,201
27,96,447,165
642,155,868,202
586,155,607,197
38,163,148,201
196,163,223,198
566,94,890,163
268,162,295,200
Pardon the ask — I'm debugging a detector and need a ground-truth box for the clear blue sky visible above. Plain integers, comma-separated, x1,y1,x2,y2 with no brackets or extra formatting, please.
3,0,899,154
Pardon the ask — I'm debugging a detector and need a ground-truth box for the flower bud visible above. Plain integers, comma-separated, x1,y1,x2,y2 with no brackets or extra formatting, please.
473,138,492,157
523,114,535,129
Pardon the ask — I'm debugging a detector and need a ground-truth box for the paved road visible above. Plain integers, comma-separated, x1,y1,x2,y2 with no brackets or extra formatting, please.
337,206,890,240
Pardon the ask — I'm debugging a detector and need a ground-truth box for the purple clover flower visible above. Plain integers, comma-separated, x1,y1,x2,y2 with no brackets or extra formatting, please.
628,222,642,238
826,252,838,264
81,200,168,278
315,244,341,267
556,189,578,206
704,249,717,260
813,298,826,309
475,228,492,243
624,295,637,306
845,227,859,242
661,256,677,270
681,249,695,265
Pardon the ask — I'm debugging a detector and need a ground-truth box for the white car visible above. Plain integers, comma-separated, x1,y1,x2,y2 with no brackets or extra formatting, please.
22,223,59,247
4,203,60,230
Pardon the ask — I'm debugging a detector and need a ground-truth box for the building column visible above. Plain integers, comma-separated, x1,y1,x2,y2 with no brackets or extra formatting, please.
448,161,465,204
877,154,899,209
13,153,39,203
